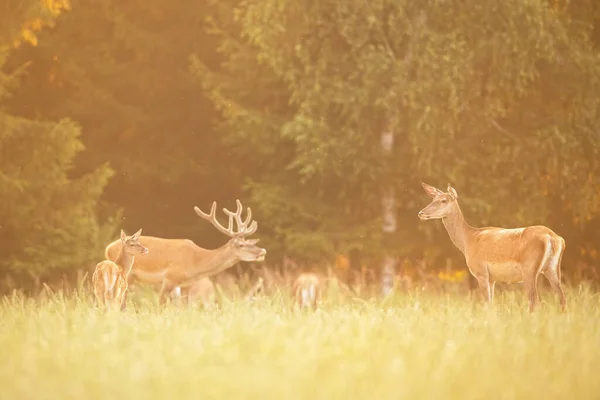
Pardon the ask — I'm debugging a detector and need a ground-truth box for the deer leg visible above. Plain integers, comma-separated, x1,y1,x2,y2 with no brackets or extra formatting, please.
472,264,492,305
120,289,128,311
526,236,554,313
158,280,175,306
523,273,539,313
104,288,113,311
543,271,566,312
93,285,102,310
92,273,102,310
477,278,491,304
543,238,567,312
116,281,127,312
489,281,497,305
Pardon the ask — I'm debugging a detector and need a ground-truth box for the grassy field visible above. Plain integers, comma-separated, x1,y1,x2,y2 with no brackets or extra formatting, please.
1,285,600,400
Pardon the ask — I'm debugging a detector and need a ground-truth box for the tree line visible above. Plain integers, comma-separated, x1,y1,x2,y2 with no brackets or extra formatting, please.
1,0,599,292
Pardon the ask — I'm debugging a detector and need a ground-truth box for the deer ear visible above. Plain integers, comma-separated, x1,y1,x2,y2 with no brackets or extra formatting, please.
421,182,444,198
132,228,142,240
246,238,260,245
447,184,458,200
120,229,127,242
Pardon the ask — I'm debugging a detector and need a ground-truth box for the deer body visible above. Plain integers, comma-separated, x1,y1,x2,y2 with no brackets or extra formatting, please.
93,262,128,311
293,273,322,310
245,277,264,302
106,237,242,288
418,183,566,312
170,277,217,309
93,229,148,311
105,199,266,305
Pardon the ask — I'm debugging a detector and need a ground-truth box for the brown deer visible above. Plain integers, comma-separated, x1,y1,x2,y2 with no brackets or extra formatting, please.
105,199,267,305
93,229,148,311
293,272,322,310
245,277,265,302
418,182,566,312
171,278,217,309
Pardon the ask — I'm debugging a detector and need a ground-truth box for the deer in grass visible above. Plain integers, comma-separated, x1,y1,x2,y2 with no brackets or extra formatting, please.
170,278,217,309
105,199,267,305
418,182,566,312
245,277,265,302
93,229,148,311
171,276,264,308
293,272,322,310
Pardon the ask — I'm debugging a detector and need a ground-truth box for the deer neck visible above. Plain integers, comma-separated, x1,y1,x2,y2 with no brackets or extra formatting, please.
191,243,240,280
441,202,474,255
115,248,135,276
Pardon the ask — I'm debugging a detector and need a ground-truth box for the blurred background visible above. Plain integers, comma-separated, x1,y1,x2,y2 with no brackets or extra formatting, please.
1,0,599,295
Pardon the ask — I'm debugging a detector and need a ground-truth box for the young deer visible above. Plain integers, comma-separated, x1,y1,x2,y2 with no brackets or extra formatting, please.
245,277,264,302
104,199,267,305
171,278,217,309
418,182,566,312
293,272,322,310
93,229,148,311
172,276,264,307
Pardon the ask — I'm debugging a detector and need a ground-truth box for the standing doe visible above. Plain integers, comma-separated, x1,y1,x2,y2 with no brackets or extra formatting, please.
93,229,148,311
104,199,267,305
417,182,566,312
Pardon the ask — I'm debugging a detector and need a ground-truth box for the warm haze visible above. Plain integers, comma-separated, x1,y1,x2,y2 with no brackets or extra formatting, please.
1,1,600,399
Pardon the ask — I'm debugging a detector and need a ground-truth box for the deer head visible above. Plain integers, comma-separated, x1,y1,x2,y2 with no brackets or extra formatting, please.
194,199,267,262
120,229,149,255
417,182,459,220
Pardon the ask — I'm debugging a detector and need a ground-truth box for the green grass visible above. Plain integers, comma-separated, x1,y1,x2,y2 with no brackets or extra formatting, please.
1,286,600,400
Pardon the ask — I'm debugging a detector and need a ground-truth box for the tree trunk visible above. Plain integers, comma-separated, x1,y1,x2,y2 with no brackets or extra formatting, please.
381,122,397,297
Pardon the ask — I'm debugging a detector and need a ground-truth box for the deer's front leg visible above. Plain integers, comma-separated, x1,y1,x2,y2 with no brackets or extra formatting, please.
477,278,492,304
471,263,492,304
489,281,497,305
158,279,175,306
120,274,136,311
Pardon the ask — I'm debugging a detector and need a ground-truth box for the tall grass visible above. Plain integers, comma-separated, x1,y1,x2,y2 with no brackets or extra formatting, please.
1,286,599,400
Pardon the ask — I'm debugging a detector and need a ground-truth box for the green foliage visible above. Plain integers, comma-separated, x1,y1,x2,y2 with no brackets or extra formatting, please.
0,4,116,279
5,0,237,247
0,0,70,50
2,0,600,283
0,114,116,275
197,0,600,264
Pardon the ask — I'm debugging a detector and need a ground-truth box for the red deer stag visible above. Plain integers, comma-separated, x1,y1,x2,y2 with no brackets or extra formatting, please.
105,199,266,305
418,182,566,312
93,229,148,311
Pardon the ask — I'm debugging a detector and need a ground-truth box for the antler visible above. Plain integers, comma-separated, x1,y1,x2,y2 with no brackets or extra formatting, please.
194,199,257,237
194,202,235,237
222,199,258,236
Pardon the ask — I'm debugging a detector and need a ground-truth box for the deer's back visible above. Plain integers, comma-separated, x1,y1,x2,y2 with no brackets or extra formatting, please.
94,260,121,275
106,236,211,272
294,273,320,290
468,225,561,266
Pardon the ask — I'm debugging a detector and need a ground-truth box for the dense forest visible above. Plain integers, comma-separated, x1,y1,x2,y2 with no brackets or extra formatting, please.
1,0,600,292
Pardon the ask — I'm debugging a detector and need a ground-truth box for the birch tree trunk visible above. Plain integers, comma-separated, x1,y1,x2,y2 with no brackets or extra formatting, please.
379,12,426,297
381,123,396,297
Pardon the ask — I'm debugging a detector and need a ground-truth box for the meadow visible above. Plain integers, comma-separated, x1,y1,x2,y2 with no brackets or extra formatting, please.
1,285,600,400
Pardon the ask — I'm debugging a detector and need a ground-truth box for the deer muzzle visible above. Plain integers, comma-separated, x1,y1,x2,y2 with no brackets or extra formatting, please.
256,248,267,261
